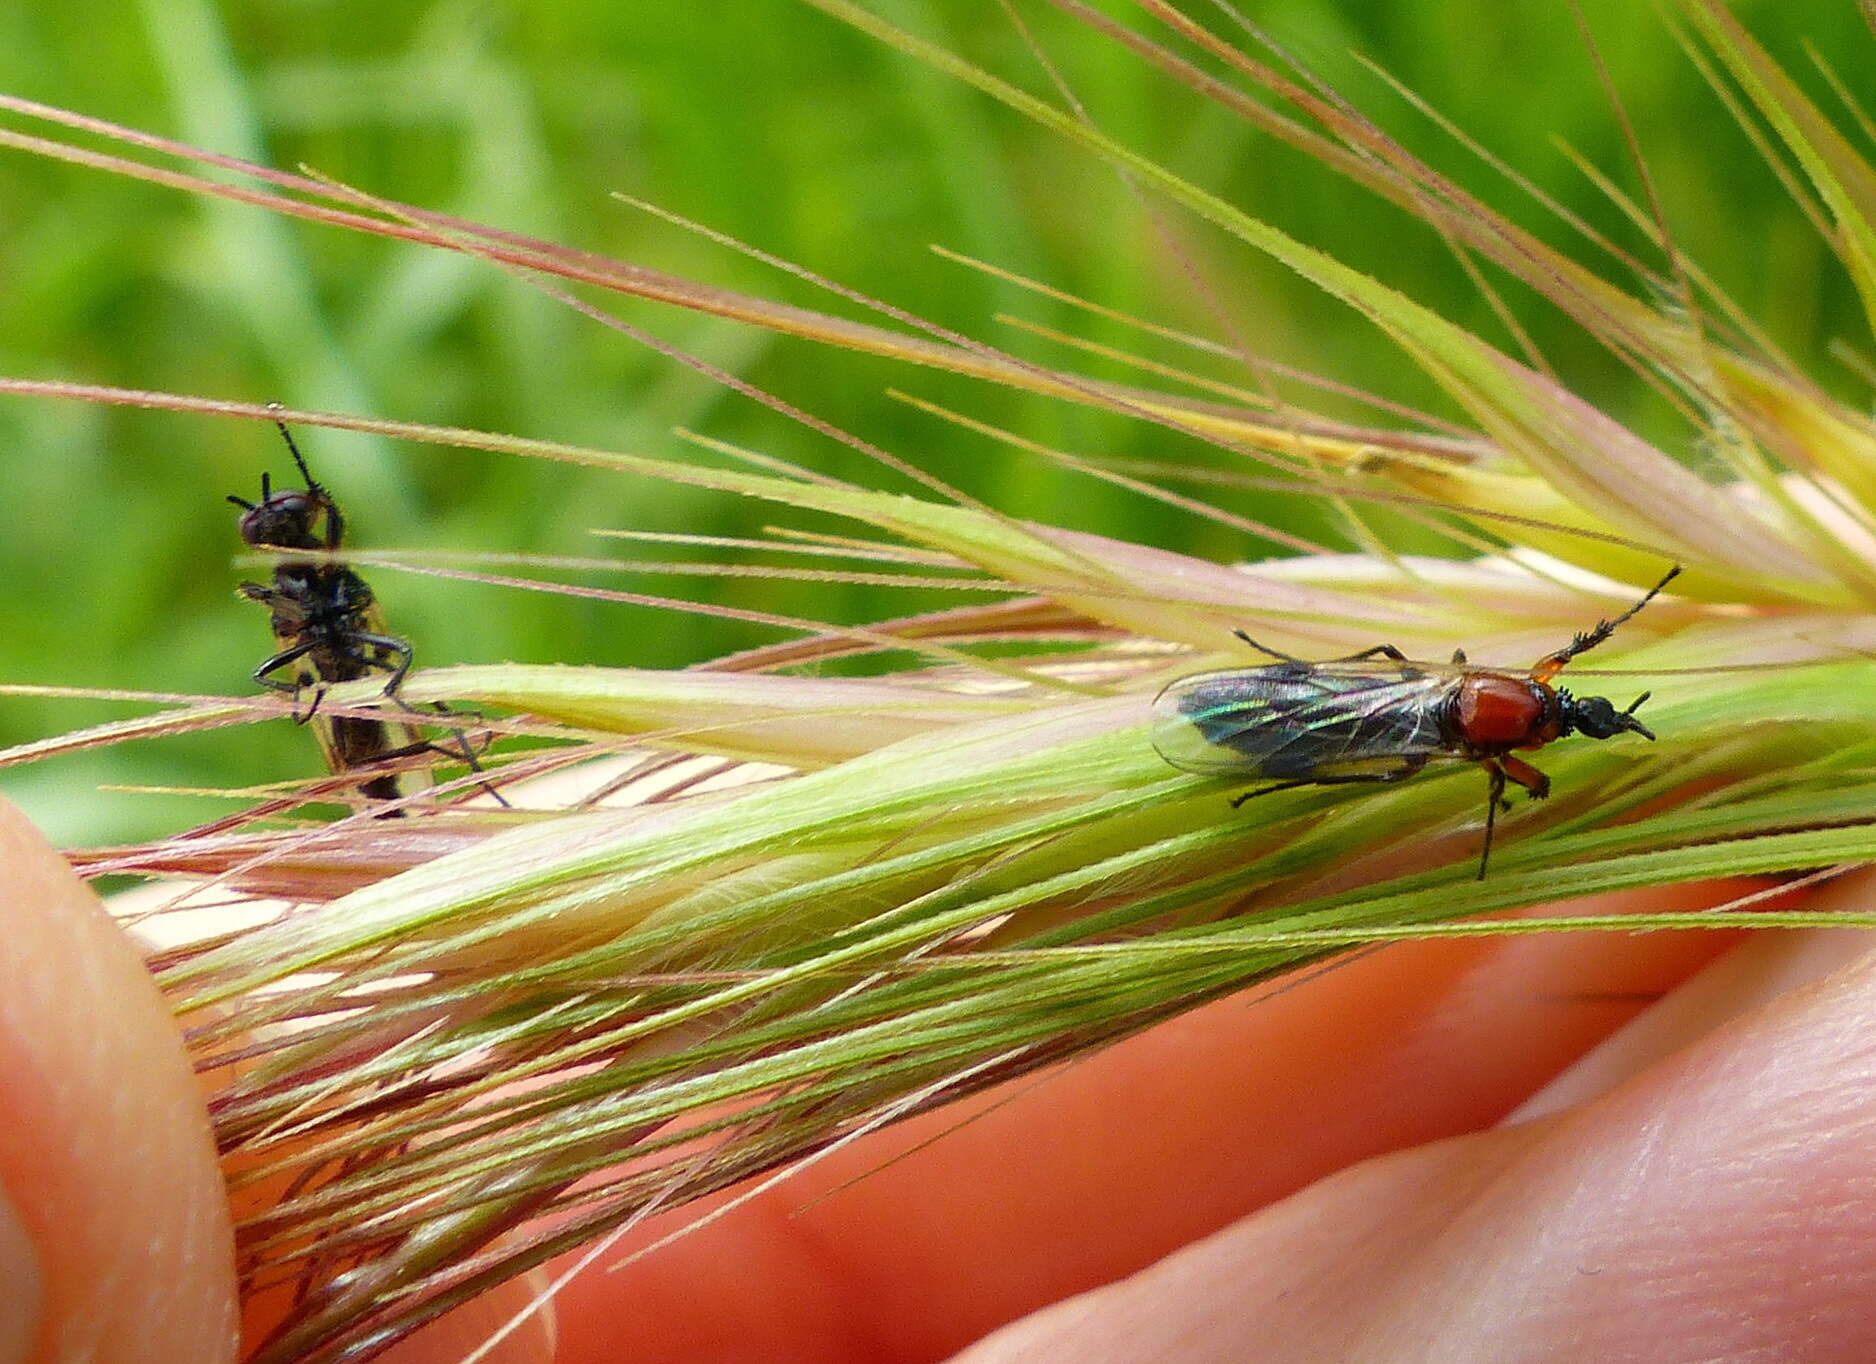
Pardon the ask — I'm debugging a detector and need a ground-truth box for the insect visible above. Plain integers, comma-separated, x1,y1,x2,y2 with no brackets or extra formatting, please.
1152,566,1681,878
228,414,482,811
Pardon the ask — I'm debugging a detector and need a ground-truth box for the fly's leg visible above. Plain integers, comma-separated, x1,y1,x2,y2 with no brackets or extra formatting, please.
380,725,513,809
250,643,326,724
1230,779,1307,808
1228,757,1427,809
353,633,512,807
1229,637,1425,679
381,688,514,809
1232,631,1305,663
1477,756,1552,879
1231,638,1415,666
1329,643,1425,680
1478,761,1509,880
355,632,414,697
1499,755,1550,802
251,642,314,692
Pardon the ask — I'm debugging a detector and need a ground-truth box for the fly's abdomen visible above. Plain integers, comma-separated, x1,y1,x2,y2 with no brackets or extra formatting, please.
1151,665,1453,779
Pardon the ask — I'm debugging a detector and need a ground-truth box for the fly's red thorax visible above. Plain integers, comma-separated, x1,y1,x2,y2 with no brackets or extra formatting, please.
1452,674,1560,752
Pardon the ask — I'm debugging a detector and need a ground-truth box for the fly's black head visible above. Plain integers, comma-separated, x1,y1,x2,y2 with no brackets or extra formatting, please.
228,475,327,550
226,414,342,552
1557,690,1655,742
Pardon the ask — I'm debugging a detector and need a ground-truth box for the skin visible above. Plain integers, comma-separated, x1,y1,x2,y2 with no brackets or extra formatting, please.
4,794,1876,1362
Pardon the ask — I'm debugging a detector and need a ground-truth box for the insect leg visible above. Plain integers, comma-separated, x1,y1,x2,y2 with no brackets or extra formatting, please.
348,630,512,808
1231,631,1305,663
1328,643,1425,679
1478,761,1508,880
1230,779,1308,807
1499,754,1550,802
1533,565,1681,679
1227,758,1426,808
382,690,514,809
355,632,415,696
252,642,316,694
351,734,474,769
251,644,326,725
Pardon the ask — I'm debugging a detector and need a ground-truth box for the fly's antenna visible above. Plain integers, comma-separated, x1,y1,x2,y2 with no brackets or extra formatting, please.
1621,691,1656,741
226,471,272,512
264,401,344,548
267,401,322,496
1534,564,1680,680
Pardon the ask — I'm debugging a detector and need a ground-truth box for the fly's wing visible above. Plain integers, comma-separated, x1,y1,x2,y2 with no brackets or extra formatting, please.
345,594,439,791
314,711,432,784
293,591,434,795
1152,664,1452,779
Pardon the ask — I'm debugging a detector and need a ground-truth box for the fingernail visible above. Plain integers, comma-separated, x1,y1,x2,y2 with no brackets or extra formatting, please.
0,1180,42,1364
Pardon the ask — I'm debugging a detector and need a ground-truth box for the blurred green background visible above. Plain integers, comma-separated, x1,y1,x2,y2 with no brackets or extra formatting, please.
0,0,1866,844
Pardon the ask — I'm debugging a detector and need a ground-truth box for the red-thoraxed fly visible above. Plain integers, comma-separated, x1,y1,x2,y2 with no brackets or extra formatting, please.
228,413,490,811
1152,567,1681,878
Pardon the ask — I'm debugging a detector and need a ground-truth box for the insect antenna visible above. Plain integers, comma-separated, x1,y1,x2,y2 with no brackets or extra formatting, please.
1620,691,1656,741
226,471,271,513
266,402,323,496
264,404,344,547
1534,564,1680,679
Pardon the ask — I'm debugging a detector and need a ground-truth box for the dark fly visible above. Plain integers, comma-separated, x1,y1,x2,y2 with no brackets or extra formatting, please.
1152,567,1681,878
229,415,482,810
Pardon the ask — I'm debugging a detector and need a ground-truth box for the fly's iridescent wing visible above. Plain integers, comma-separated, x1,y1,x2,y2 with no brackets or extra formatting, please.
1151,662,1455,780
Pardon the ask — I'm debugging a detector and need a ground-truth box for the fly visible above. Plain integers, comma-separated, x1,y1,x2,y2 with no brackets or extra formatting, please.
1152,567,1681,878
228,412,487,812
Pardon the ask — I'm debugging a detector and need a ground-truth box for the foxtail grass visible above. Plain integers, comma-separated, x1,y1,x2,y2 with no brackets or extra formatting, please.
6,2,1876,1359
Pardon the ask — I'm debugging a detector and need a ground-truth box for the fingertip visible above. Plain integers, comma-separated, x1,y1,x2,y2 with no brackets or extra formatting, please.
0,798,237,1362
0,1183,39,1364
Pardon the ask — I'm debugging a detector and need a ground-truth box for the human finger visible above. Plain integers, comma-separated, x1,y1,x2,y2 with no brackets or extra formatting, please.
958,877,1876,1362
0,797,237,1362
